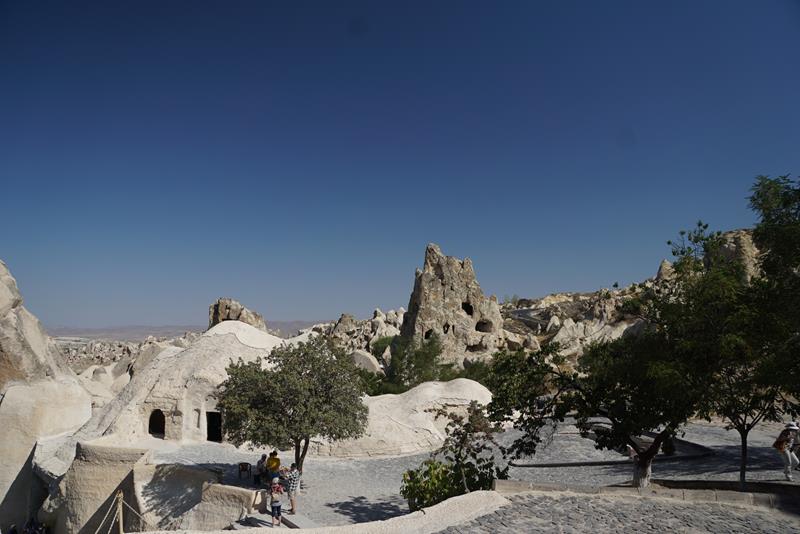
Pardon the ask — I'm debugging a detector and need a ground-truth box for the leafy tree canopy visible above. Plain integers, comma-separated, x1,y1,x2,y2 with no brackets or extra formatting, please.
217,335,368,471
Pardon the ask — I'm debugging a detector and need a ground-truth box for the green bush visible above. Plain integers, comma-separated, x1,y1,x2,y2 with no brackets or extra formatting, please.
400,459,461,511
370,336,395,358
400,401,507,511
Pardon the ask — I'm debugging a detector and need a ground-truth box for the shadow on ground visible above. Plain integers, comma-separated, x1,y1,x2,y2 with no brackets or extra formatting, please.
325,495,407,523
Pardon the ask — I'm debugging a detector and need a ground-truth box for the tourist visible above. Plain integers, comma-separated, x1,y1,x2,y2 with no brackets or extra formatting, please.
285,463,301,514
773,422,799,481
267,450,281,481
255,453,267,485
269,477,284,527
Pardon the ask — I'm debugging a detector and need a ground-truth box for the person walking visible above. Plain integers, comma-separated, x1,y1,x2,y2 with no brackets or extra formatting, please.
269,477,284,527
285,463,301,514
774,422,799,481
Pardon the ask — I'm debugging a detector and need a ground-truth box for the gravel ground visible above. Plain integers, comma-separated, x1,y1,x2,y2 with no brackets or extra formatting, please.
152,418,797,528
435,492,800,534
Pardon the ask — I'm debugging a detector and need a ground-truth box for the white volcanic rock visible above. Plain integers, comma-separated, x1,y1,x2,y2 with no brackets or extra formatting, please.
322,307,405,353
712,228,760,282
350,349,383,374
0,261,73,387
400,244,505,364
0,260,91,530
310,378,491,457
208,298,267,331
37,321,309,486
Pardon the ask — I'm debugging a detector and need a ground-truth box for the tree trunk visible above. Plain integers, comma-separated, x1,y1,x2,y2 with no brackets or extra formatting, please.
296,436,310,473
633,457,653,488
738,428,749,491
294,440,301,470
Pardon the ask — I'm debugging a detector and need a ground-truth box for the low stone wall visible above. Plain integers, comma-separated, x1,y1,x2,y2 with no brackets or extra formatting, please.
177,482,256,530
140,490,509,534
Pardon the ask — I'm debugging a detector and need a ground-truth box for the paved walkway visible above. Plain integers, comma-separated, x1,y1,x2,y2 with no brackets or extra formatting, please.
435,492,800,533
152,418,796,528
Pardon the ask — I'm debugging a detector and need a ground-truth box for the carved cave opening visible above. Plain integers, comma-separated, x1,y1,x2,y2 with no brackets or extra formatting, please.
475,320,493,333
148,409,165,438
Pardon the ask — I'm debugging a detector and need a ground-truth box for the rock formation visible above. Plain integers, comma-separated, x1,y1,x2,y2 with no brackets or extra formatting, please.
0,260,92,530
310,378,491,457
711,228,760,282
326,308,404,353
208,298,267,331
0,260,73,388
400,244,506,364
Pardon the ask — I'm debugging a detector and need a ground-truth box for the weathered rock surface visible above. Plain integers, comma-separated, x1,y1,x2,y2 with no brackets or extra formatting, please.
325,308,404,353
350,349,383,374
710,228,760,282
0,260,92,530
401,244,505,364
310,378,492,457
208,298,267,331
0,261,73,388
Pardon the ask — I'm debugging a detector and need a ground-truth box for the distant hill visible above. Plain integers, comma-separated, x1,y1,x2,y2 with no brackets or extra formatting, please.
48,320,326,341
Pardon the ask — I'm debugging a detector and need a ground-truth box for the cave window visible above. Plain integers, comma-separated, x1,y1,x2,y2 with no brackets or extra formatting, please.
148,409,165,438
443,323,450,334
462,302,474,316
424,329,434,340
475,320,493,333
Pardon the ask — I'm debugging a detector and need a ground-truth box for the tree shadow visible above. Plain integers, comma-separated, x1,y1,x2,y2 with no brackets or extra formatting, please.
592,444,790,482
325,495,407,523
139,464,218,529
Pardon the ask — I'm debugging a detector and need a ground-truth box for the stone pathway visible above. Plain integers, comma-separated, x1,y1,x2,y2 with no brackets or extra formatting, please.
152,443,425,527
151,418,798,528
435,492,800,533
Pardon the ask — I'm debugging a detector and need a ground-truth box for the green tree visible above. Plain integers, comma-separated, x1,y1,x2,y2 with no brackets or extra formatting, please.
377,334,454,392
627,220,787,487
487,338,702,488
216,336,368,472
749,175,800,402
401,401,507,510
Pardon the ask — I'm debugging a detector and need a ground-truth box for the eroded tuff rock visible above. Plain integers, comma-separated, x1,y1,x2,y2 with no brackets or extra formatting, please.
310,378,491,457
0,261,73,388
208,297,267,331
400,244,506,364
710,228,760,282
0,260,91,530
327,308,404,353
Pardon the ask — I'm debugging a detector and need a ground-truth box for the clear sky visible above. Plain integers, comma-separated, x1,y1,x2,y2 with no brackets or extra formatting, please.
1,1,799,327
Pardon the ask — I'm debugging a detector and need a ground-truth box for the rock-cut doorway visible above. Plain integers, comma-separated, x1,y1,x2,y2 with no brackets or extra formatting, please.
148,409,165,438
206,411,222,442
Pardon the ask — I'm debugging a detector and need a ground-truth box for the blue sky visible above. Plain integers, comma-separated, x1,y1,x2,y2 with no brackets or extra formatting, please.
1,1,799,327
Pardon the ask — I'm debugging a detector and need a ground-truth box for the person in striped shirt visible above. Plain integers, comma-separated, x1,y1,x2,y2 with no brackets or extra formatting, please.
285,463,301,514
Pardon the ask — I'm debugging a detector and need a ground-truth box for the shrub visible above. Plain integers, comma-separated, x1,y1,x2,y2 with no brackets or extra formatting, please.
400,401,507,510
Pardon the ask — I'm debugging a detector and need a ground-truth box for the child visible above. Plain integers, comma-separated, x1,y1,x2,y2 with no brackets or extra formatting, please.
269,477,284,526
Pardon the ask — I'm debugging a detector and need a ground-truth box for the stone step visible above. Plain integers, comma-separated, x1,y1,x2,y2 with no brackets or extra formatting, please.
241,514,288,528
281,510,320,529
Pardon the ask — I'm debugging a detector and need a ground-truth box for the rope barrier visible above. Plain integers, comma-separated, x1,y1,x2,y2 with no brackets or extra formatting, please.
121,498,159,532
92,493,118,534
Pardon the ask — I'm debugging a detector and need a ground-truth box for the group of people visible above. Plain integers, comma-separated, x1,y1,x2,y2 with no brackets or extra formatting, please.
774,421,800,481
255,450,301,527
